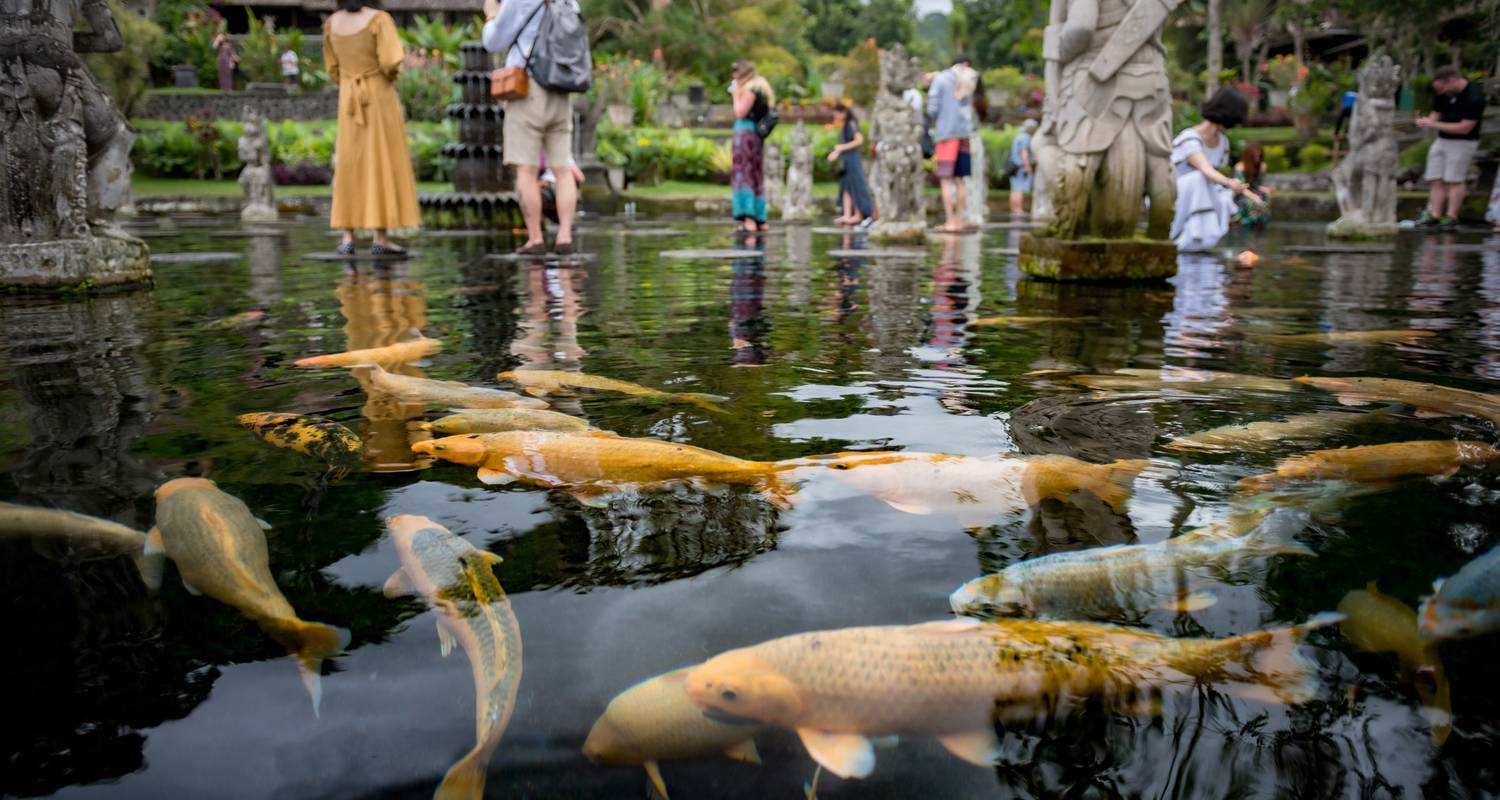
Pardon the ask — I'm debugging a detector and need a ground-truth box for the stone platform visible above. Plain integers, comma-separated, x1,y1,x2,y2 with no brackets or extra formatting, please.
0,231,152,291
1018,236,1176,282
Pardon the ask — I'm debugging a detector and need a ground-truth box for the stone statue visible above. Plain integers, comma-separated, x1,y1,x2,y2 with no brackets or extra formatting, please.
764,140,785,214
963,132,988,227
868,45,927,240
1329,55,1402,239
782,122,815,222
238,109,278,223
0,0,148,288
1032,0,1180,241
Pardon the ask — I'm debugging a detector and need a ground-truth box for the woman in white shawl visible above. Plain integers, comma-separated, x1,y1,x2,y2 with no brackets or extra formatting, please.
1171,89,1263,251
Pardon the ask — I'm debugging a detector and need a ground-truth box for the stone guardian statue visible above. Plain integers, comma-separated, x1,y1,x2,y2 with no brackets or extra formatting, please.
782,123,815,222
238,109,279,223
867,45,927,240
1328,55,1401,239
764,138,785,215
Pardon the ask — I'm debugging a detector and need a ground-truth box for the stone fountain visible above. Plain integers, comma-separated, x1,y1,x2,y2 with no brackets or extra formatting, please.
1023,0,1181,281
419,42,521,229
1328,54,1402,239
0,0,150,290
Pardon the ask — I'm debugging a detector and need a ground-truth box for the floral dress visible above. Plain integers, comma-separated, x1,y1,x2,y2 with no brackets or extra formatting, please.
1231,168,1270,230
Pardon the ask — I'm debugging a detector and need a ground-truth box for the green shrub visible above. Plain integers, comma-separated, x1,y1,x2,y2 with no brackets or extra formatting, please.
238,10,286,84
85,1,164,118
132,119,453,182
397,51,457,123
1399,138,1432,171
151,0,223,85
979,125,1023,182
1296,142,1331,172
398,14,479,71
1262,144,1290,173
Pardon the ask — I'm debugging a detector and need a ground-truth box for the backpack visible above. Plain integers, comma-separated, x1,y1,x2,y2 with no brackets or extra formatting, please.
530,0,593,94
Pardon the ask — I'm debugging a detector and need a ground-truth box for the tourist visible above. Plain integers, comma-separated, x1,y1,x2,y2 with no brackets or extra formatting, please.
729,60,774,233
1169,88,1262,251
1415,66,1486,230
828,104,873,227
928,54,980,232
323,0,420,254
483,0,583,255
213,32,237,92
280,46,300,87
1487,179,1500,233
1008,118,1036,215
1231,141,1271,230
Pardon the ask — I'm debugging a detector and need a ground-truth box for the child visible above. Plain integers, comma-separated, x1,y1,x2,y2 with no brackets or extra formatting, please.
1232,141,1271,230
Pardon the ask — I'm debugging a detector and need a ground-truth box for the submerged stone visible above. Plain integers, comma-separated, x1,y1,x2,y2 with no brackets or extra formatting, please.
1018,236,1177,282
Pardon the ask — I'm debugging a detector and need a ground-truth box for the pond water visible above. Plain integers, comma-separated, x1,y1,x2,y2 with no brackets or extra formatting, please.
2,214,1499,799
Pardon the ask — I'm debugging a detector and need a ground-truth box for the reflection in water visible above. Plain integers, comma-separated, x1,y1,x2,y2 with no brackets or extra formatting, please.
729,237,769,366
338,267,433,471
1482,238,1500,378
828,235,864,324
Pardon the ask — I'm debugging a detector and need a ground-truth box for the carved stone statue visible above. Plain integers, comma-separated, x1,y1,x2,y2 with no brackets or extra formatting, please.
0,0,148,288
238,109,278,223
868,45,927,240
763,140,784,214
1032,0,1179,241
782,123,815,222
1329,55,1402,239
963,132,988,227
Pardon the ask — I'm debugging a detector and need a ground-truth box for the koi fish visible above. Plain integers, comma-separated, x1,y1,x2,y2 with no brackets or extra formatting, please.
147,478,349,715
498,370,727,413
1165,412,1369,453
201,310,266,330
0,502,163,590
384,515,522,800
1419,544,1500,643
366,365,549,410
1257,330,1435,346
237,412,363,473
969,315,1090,326
293,337,441,368
685,614,1340,779
583,666,762,799
423,408,590,435
1339,583,1450,745
1237,440,1500,493
1293,376,1500,427
1072,367,1297,394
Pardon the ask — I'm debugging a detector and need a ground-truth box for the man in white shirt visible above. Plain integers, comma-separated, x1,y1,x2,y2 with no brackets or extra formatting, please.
483,0,578,256
279,48,299,86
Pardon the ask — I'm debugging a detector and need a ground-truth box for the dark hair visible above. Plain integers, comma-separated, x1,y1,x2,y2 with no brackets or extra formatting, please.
339,0,380,11
832,102,856,123
1240,141,1264,184
1433,66,1461,83
1201,88,1249,128
952,53,971,66
972,72,988,123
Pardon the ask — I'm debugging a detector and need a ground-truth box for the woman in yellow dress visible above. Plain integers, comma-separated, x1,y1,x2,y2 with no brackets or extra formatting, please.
323,0,420,255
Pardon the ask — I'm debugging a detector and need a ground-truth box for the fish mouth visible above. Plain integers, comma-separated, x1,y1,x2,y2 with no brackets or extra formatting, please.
701,707,762,727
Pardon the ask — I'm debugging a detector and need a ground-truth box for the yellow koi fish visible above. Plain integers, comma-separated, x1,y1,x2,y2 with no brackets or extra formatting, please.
1294,376,1500,427
583,666,762,799
1338,583,1450,745
384,515,522,800
1237,440,1500,493
969,315,1090,326
685,615,1340,779
423,408,590,435
367,365,549,410
497,370,727,413
950,508,1311,620
794,451,1147,526
237,412,363,473
293,337,442,368
201,309,266,330
147,478,349,715
1072,367,1297,394
0,502,164,590
1256,330,1435,346
411,431,794,507
1165,412,1369,453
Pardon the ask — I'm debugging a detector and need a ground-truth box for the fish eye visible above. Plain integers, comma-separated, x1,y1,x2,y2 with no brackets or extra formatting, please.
434,444,446,451
720,688,739,702
832,463,850,471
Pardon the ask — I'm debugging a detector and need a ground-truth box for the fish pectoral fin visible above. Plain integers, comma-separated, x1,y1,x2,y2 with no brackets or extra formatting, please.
882,498,934,515
566,487,617,509
523,386,552,397
643,761,669,800
1159,591,1218,613
436,621,455,658
255,517,273,530
1332,394,1373,407
796,729,876,779
935,729,1003,768
144,527,166,556
476,467,516,486
804,765,823,800
180,577,203,596
382,569,412,598
1413,407,1453,419
477,550,504,567
723,738,761,765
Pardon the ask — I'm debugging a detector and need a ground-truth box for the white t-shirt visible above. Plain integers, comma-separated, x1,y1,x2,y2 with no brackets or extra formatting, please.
280,50,299,77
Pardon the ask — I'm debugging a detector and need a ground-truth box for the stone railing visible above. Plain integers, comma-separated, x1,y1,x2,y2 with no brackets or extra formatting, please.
139,90,338,121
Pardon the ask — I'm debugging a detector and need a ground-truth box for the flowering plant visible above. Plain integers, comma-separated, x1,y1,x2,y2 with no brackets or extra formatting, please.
1261,55,1308,88
397,49,457,123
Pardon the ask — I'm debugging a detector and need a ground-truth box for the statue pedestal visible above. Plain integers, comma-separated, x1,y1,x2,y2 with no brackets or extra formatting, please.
868,220,927,241
0,229,152,291
1019,236,1176,282
1326,220,1397,240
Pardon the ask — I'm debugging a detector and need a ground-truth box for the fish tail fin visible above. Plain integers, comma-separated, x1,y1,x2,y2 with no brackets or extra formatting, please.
1237,509,1316,558
1083,459,1149,514
1179,612,1342,705
678,393,729,414
436,746,489,800
288,620,352,718
1415,644,1452,746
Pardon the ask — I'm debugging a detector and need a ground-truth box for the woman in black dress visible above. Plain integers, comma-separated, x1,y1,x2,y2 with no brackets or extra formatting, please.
828,104,874,226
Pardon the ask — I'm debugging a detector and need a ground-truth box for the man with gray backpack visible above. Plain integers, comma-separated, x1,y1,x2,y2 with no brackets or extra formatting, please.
483,0,592,256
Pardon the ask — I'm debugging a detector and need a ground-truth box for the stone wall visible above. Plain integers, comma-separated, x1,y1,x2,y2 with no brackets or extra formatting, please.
139,91,338,121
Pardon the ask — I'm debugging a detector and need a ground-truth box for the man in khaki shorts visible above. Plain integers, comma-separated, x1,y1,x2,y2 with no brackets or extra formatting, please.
483,0,578,255
1416,66,1486,230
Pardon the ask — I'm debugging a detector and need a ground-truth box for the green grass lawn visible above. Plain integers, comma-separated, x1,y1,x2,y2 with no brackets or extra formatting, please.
133,177,449,197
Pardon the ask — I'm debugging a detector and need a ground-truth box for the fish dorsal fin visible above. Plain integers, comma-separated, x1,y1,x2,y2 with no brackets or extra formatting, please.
797,729,876,779
723,738,761,765
436,621,455,657
935,729,1003,767
382,569,411,599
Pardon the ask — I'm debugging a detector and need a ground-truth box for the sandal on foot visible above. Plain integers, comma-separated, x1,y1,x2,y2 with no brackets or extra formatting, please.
552,241,574,256
515,242,549,256
335,242,356,255
371,243,408,256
